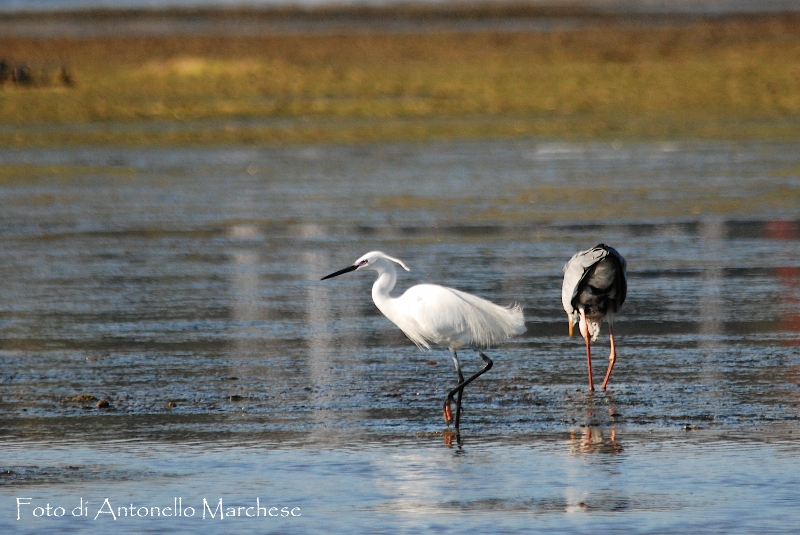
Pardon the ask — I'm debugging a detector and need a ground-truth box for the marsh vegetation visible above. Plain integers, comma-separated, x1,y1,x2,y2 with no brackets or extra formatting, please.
2,10,800,146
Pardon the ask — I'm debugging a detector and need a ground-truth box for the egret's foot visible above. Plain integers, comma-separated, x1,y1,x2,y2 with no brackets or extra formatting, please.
443,397,455,425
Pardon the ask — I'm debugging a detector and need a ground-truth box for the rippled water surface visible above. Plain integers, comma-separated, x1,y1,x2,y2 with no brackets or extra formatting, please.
1,139,799,533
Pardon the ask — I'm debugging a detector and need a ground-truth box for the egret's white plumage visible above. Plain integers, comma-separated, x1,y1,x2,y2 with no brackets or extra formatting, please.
322,251,525,430
562,244,627,391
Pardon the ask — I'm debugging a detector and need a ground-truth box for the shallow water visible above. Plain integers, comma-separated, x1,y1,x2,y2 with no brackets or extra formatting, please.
2,432,799,534
1,139,799,533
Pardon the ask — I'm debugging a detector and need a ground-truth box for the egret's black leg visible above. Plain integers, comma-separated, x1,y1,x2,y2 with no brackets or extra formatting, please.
455,384,464,430
445,347,493,429
444,349,466,426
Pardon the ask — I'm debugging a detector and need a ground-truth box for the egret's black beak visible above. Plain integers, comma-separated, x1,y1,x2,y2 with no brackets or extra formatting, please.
321,264,358,280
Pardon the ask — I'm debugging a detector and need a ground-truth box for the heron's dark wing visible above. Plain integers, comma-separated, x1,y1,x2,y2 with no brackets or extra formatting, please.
561,246,609,315
603,245,627,311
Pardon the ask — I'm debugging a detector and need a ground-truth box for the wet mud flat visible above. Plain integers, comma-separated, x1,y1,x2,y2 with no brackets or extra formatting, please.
0,139,799,533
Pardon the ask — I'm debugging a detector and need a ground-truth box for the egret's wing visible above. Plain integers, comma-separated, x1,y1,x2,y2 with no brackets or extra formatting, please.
398,284,525,349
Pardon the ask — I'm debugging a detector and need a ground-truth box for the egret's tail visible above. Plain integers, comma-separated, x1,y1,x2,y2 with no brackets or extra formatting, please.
452,289,526,348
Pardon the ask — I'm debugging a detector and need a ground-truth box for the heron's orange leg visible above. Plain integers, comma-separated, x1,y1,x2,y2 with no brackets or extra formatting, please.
579,309,594,391
601,324,617,391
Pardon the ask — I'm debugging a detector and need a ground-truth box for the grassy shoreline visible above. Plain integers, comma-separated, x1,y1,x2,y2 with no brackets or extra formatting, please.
2,10,800,146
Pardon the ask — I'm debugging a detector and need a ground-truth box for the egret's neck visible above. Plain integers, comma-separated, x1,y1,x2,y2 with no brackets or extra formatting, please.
371,265,397,318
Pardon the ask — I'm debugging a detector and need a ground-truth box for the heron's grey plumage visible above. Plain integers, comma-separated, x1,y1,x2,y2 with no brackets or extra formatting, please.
562,244,627,343
561,244,627,391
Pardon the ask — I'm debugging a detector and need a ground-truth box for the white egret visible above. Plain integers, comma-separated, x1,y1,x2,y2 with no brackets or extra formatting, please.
322,251,526,430
562,244,627,391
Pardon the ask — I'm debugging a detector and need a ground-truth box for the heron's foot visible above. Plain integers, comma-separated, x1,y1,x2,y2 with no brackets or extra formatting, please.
601,353,613,390
443,396,455,425
601,352,617,391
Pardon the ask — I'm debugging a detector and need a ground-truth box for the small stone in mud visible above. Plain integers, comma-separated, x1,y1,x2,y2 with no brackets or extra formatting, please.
96,399,110,409
426,360,437,365
166,401,177,408
229,395,243,401
64,394,98,403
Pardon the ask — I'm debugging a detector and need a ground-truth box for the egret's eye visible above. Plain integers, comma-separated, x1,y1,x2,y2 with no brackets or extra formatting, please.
357,259,368,267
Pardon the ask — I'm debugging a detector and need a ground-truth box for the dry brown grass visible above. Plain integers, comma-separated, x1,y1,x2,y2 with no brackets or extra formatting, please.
2,12,800,146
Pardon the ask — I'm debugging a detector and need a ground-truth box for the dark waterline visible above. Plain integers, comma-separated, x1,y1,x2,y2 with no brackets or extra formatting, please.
3,1,800,38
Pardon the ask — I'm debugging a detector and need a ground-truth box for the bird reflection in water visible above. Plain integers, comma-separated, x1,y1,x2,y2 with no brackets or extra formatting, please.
443,428,461,449
569,425,623,455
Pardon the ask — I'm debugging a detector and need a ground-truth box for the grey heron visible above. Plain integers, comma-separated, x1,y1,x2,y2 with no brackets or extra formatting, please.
562,244,627,391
